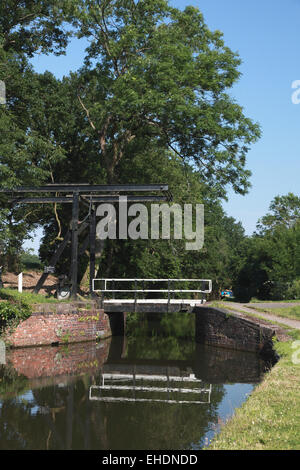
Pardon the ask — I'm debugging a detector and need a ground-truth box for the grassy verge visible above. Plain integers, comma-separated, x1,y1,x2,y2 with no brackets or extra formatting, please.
0,288,62,305
208,328,300,450
249,298,300,304
248,305,300,322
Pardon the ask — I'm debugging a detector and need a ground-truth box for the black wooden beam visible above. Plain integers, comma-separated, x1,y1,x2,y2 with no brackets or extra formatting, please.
89,208,96,296
11,197,74,204
1,183,169,193
10,195,171,204
70,191,79,299
82,195,171,202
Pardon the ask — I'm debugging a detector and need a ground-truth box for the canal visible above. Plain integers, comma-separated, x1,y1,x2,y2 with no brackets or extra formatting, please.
0,312,273,450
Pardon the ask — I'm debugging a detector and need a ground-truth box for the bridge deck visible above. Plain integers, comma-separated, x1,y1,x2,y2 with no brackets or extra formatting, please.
101,299,206,313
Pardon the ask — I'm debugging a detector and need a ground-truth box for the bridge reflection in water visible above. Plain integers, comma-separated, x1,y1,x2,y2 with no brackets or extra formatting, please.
89,365,212,404
0,333,271,450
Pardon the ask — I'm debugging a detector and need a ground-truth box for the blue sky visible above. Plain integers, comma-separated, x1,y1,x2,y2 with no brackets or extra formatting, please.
25,0,300,251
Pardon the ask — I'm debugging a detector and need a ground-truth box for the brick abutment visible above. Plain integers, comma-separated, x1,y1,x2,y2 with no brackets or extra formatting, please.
2,302,116,348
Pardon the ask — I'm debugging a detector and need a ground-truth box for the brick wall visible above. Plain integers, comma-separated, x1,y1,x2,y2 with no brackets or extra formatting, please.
3,302,112,348
195,306,278,360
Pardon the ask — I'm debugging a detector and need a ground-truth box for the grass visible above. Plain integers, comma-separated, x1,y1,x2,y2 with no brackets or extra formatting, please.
208,329,300,450
206,302,300,448
248,305,300,322
249,298,300,304
0,288,61,305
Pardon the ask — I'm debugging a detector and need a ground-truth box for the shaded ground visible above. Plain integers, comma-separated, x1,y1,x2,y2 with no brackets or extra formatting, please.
2,271,58,296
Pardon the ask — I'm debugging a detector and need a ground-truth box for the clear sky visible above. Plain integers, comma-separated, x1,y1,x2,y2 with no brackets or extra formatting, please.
24,0,300,251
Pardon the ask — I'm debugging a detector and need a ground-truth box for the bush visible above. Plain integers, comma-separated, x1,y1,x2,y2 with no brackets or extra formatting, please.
260,281,289,301
20,252,43,271
0,298,31,333
286,279,300,300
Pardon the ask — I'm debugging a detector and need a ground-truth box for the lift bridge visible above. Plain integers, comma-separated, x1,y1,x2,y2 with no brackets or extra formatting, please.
1,183,212,309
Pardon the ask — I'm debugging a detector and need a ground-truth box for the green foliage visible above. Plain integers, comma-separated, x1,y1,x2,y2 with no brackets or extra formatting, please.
0,1,71,269
20,251,43,271
64,0,260,192
0,300,30,324
286,279,300,300
0,295,31,333
0,288,59,305
257,193,300,234
0,1,69,57
233,204,300,301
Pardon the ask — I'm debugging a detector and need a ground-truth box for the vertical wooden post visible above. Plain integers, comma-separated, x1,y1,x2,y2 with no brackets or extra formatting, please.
89,207,96,296
70,191,79,299
0,266,3,289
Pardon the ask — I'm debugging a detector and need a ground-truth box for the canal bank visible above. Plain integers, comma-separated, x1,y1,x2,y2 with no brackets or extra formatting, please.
194,305,285,360
207,333,300,450
201,304,300,450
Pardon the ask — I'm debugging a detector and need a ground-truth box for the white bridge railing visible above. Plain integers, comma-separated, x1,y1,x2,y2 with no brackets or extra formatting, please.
92,278,212,306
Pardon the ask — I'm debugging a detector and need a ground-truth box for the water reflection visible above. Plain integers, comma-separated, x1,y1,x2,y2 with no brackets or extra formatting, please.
89,367,212,404
0,334,271,450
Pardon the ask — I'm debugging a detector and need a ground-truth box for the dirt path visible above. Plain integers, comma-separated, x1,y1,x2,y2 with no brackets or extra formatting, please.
1,271,58,296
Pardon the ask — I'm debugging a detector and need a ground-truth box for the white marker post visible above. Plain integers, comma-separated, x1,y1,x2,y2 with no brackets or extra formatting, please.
0,340,5,365
0,80,6,105
18,272,23,293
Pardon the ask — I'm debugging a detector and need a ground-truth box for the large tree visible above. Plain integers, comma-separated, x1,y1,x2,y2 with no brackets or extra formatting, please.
64,0,260,194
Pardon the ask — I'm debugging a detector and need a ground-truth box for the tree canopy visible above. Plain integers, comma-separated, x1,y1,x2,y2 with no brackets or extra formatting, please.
62,0,260,193
256,193,300,234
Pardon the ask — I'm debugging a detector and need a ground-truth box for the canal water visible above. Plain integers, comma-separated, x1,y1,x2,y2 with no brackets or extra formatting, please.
0,313,272,450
